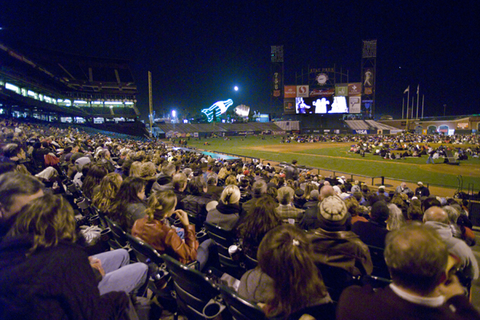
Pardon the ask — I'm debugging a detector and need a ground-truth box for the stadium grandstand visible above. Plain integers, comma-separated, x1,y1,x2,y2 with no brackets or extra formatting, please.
0,39,148,137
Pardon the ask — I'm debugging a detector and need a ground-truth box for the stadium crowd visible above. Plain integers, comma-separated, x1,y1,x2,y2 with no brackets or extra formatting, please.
0,117,479,320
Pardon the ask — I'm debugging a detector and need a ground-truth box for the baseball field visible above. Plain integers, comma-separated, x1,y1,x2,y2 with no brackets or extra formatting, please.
185,135,480,196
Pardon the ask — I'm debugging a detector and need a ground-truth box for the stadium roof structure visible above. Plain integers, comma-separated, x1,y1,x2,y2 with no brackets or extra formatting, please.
0,39,139,118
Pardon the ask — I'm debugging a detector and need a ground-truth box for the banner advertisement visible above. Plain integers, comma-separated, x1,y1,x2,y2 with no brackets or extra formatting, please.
284,86,297,98
272,71,282,97
272,131,286,135
349,96,362,114
310,88,334,97
284,99,295,114
335,84,348,96
297,85,309,98
354,129,371,134
348,83,362,96
364,87,373,95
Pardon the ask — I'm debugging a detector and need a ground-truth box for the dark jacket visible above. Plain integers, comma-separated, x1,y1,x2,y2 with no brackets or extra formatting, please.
351,220,389,248
0,235,129,320
337,284,480,320
206,202,241,231
299,204,322,231
131,217,198,264
181,194,211,223
307,228,373,276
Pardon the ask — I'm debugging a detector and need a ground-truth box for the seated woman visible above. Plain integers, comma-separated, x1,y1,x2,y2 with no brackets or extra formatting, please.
107,176,147,231
0,194,130,319
131,190,199,265
92,172,123,213
237,195,282,260
257,225,334,319
206,185,242,231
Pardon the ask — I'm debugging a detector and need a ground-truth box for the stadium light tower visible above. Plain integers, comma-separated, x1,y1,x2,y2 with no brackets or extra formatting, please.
234,85,239,92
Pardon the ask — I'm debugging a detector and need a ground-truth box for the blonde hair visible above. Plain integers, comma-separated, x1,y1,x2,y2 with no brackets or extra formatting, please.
92,173,123,212
129,161,143,177
220,185,241,205
224,175,237,186
277,186,294,205
146,190,177,221
141,162,157,179
10,194,77,255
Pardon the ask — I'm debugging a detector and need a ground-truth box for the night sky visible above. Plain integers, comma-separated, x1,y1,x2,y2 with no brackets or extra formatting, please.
1,0,478,120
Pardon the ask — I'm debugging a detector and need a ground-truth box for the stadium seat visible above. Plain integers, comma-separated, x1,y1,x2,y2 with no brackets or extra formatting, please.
218,284,266,320
204,221,245,278
367,245,391,279
317,263,359,302
162,254,226,320
103,216,130,249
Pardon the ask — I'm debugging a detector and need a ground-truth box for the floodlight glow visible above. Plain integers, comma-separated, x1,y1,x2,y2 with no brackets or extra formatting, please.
234,86,239,91
74,100,87,104
5,83,20,92
27,90,36,96
172,110,176,118
92,101,103,104
201,99,233,122
105,101,123,105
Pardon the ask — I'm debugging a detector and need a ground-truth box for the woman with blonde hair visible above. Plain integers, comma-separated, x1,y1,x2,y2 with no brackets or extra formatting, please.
0,194,130,319
131,190,199,265
129,161,143,177
92,172,123,213
206,185,242,231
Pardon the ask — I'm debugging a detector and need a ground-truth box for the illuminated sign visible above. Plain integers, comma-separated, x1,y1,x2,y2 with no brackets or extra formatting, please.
201,99,234,122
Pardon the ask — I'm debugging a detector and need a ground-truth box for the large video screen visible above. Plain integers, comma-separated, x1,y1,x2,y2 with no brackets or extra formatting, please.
295,96,348,114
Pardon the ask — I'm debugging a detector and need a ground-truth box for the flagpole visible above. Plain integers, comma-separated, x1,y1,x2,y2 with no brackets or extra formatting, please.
421,94,425,119
406,86,410,130
411,96,414,119
402,97,405,119
416,85,420,119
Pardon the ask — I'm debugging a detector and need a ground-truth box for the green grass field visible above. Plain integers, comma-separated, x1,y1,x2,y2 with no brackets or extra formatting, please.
183,136,480,191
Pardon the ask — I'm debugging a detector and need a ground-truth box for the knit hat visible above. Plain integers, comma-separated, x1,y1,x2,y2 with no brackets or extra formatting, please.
370,200,390,223
317,195,348,231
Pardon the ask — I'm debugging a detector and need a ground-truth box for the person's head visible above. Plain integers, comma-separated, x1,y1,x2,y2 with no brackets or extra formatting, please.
422,197,441,212
251,180,267,198
277,186,294,205
189,176,207,195
141,162,157,179
172,173,188,192
370,200,390,223
0,172,44,221
423,206,449,224
146,190,177,221
206,173,218,186
224,175,237,186
317,195,349,231
129,161,143,177
442,205,460,224
9,194,76,255
386,203,406,231
319,185,335,200
343,196,361,217
258,224,328,318
220,185,241,205
162,162,176,177
407,199,423,221
115,176,146,204
385,224,449,296
92,172,123,212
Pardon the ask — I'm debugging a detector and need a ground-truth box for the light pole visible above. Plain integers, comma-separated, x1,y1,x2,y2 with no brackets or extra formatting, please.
443,104,446,117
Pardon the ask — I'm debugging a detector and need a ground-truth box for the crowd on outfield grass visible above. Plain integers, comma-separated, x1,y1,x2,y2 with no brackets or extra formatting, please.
0,117,480,319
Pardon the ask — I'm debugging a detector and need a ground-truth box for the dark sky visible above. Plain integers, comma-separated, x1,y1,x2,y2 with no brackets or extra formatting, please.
1,0,478,119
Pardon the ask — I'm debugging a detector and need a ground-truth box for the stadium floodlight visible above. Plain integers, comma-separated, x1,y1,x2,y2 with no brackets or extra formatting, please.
73,100,87,104
172,110,176,118
234,86,239,91
105,101,123,105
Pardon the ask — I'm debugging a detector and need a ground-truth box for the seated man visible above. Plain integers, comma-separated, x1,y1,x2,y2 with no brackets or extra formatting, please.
424,206,479,281
337,224,480,320
351,200,390,248
307,195,372,276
